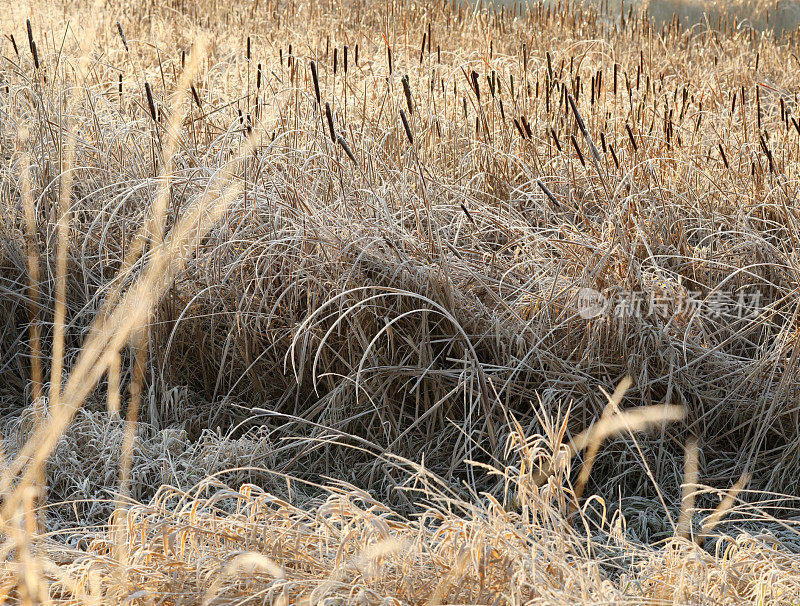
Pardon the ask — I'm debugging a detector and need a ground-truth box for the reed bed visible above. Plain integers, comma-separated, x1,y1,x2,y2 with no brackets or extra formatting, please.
3,0,800,602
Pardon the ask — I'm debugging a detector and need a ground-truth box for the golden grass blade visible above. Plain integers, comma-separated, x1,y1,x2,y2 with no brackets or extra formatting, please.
678,437,699,540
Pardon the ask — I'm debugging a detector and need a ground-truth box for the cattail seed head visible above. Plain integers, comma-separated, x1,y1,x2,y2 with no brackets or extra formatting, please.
337,135,357,165
626,123,637,151
26,19,39,70
399,109,413,144
116,21,129,53
325,102,336,142
191,83,202,108
9,34,19,58
401,75,413,115
521,115,533,138
144,81,157,122
718,143,729,169
609,144,619,168
471,70,480,101
310,60,321,105
537,179,559,206
570,134,586,167
513,118,525,139
551,127,562,151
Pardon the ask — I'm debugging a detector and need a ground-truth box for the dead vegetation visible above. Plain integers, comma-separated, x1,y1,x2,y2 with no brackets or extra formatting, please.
2,0,800,602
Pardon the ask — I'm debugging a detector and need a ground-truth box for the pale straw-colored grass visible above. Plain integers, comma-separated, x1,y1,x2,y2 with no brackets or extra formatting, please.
3,0,800,602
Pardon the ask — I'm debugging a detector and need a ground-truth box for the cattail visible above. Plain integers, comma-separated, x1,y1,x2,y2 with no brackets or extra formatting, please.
609,143,619,168
191,83,202,108
9,34,19,58
337,135,357,165
793,116,800,136
420,32,426,64
718,143,729,169
570,134,586,167
613,63,618,96
325,102,335,142
498,97,505,121
510,74,515,98
310,60,321,105
402,75,414,115
756,85,762,132
181,50,185,69
537,179,559,206
471,70,480,101
521,115,533,138
759,134,774,172
333,47,337,74
144,81,157,122
26,19,39,70
343,45,348,73
399,109,413,144
246,36,251,60
513,118,526,138
427,22,432,54
437,44,440,63
257,63,262,89
118,74,122,100
567,91,584,134
626,123,637,151
116,21,129,53
489,71,496,98
600,131,607,153
355,44,359,66
279,48,283,66
551,127,562,151
460,203,475,225
387,45,392,74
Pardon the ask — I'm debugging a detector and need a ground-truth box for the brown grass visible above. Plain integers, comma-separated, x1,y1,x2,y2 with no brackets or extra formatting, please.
2,0,800,602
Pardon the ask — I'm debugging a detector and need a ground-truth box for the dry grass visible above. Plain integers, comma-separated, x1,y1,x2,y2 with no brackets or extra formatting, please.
3,0,800,602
